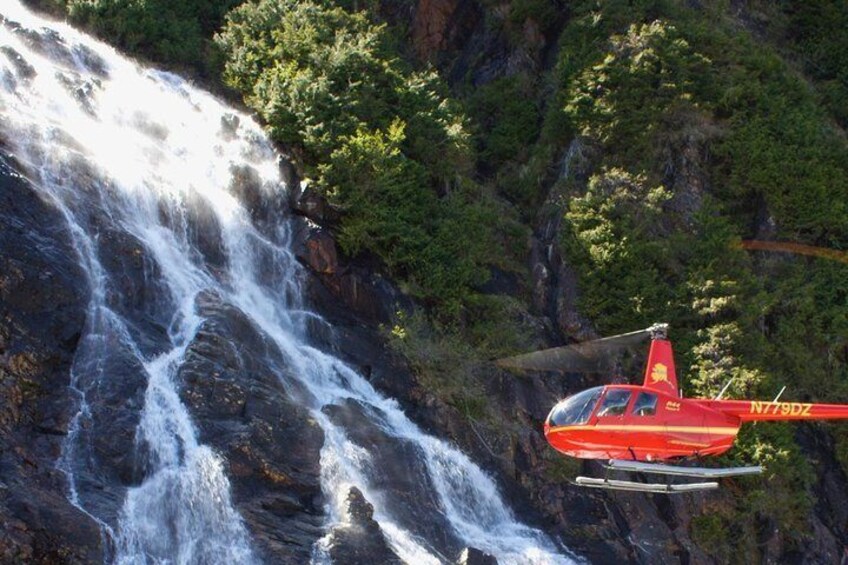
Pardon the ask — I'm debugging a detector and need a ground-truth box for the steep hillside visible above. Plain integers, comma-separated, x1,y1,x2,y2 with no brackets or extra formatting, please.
16,0,848,562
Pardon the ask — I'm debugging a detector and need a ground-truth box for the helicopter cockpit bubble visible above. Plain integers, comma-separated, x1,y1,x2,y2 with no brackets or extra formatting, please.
547,386,604,427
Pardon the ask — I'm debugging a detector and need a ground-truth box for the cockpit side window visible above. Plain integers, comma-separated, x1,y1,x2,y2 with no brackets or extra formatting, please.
597,389,632,417
631,392,658,416
548,387,603,427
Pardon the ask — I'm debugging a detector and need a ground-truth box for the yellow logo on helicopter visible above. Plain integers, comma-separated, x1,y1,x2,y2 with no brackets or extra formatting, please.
650,363,669,385
666,401,681,412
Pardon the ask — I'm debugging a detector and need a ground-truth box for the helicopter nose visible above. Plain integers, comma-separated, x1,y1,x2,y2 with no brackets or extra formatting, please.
544,423,576,454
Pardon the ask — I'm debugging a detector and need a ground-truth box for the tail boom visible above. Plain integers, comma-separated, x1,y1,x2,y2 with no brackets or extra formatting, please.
695,399,848,422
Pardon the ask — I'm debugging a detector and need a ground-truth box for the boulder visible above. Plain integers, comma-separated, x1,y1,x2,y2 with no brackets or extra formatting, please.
323,398,465,557
456,546,497,565
324,487,403,565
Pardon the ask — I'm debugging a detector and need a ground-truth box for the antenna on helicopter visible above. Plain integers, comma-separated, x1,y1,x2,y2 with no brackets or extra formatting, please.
714,377,736,400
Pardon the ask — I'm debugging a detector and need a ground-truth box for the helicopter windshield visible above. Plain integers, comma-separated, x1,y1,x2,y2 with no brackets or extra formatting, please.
547,387,604,427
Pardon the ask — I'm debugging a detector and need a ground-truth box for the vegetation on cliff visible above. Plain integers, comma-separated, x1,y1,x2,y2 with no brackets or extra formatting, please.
33,0,848,560
214,0,507,316
509,0,847,555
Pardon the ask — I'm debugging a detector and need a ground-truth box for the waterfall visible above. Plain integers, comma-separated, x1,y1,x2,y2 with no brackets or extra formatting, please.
0,3,576,563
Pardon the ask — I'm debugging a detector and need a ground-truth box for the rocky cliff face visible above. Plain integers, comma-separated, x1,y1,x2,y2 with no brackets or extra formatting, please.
0,154,102,563
0,6,567,559
4,2,848,564
297,1,848,563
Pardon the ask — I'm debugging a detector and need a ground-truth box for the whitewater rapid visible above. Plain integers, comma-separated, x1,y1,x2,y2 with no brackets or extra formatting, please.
0,3,576,563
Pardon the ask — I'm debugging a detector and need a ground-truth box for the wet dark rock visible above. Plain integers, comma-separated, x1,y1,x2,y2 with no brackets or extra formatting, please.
70,43,109,78
412,0,466,61
1,46,36,81
324,487,403,565
278,152,299,189
300,226,338,276
283,158,412,328
533,137,597,343
289,180,340,225
55,70,99,117
553,258,595,343
658,112,719,228
0,155,103,562
312,290,631,561
528,223,595,343
220,113,240,141
66,338,147,525
185,191,229,271
176,290,325,563
293,219,413,327
456,546,498,565
795,424,848,556
228,163,290,232
3,20,76,72
477,266,521,296
94,225,173,356
323,398,466,557
404,0,561,85
131,111,169,142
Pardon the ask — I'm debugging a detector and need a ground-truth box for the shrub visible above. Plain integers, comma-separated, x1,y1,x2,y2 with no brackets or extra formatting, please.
216,0,497,316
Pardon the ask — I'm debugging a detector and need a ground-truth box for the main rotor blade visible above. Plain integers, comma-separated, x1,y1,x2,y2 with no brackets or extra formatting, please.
496,326,657,373
738,240,848,264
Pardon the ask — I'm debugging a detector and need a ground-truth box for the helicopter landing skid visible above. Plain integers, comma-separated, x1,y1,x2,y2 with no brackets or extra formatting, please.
571,459,762,493
573,476,718,493
604,459,763,478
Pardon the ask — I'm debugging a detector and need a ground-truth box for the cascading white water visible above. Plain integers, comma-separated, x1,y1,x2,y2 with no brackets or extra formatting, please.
0,3,577,563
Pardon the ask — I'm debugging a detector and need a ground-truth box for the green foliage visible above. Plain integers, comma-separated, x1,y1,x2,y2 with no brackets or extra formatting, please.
833,423,848,475
543,3,848,554
712,58,848,241
65,0,239,71
216,1,395,162
778,2,848,127
468,76,540,168
688,323,766,399
564,20,709,164
562,168,673,332
387,309,487,417
690,514,730,562
216,0,472,179
216,0,500,315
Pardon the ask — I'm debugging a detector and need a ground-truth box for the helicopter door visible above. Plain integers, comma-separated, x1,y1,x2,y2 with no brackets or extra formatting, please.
631,392,658,417
595,389,633,458
629,391,658,459
596,389,633,418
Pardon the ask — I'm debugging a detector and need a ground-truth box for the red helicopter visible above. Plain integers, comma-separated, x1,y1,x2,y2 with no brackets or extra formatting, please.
497,323,848,493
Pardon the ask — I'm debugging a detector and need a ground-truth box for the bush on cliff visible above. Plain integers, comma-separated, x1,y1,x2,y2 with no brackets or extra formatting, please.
63,0,239,72
539,0,848,549
215,0,498,316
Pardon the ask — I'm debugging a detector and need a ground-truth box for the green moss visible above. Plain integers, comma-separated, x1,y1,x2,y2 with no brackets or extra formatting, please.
832,423,848,476
543,453,582,482
691,514,730,561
